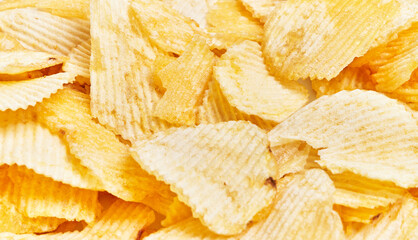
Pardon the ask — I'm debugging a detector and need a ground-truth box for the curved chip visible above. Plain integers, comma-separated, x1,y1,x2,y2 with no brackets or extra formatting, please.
240,0,280,22
263,0,401,81
62,38,90,85
0,72,75,111
163,0,209,28
131,121,279,235
0,32,24,51
0,8,90,55
269,90,418,188
214,40,309,123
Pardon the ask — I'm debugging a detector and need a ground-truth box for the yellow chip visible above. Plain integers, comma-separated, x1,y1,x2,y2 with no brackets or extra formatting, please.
130,0,200,55
0,72,75,111
263,0,401,81
91,0,172,142
151,54,177,93
0,32,24,51
62,38,91,85
240,0,280,22
144,169,345,240
269,90,418,188
207,0,263,45
350,197,418,239
161,197,193,227
131,121,279,235
0,8,90,55
387,69,418,103
37,88,173,202
154,37,215,125
214,40,309,123
0,199,155,239
334,205,388,224
163,0,209,28
0,109,103,190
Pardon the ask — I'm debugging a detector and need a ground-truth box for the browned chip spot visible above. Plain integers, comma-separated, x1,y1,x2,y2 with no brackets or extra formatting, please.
264,177,277,189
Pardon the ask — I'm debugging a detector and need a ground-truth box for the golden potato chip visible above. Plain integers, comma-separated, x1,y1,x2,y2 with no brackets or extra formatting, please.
0,8,90,55
37,88,172,202
154,37,215,125
163,0,209,28
0,32,24,51
130,0,200,55
344,222,366,238
91,0,172,142
206,0,263,46
387,69,418,103
311,67,375,97
350,197,418,239
62,38,90,85
2,165,100,223
240,0,280,22
151,54,177,92
214,40,309,123
334,205,388,224
0,72,75,111
161,197,193,227
131,121,278,235
0,199,155,239
263,0,401,81
269,90,418,188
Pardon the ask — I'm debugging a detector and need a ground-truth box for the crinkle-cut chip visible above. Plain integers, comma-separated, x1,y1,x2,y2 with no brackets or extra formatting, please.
268,90,418,188
63,38,91,85
162,0,209,28
350,197,418,239
131,121,279,235
1,165,100,223
91,0,172,142
130,0,200,55
214,40,309,123
334,205,388,224
0,200,155,240
263,0,400,81
240,0,282,22
330,172,406,209
0,72,75,111
311,67,375,97
197,79,277,130
154,37,215,125
37,88,173,202
144,169,345,240
0,8,90,55
0,111,103,190
387,68,418,103
0,32,24,51
0,0,90,19
161,197,193,227
151,54,177,93
206,0,263,45
0,50,65,75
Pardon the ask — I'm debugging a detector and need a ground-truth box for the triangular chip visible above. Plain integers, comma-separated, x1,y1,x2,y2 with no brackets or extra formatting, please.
162,0,209,28
0,72,75,111
240,0,280,22
214,40,309,123
131,121,279,235
269,90,418,188
154,37,215,125
62,38,91,85
37,88,172,202
263,0,403,81
0,8,90,55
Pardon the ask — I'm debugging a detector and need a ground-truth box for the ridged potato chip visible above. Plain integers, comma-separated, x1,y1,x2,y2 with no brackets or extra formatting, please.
263,0,402,81
131,121,279,235
0,72,75,111
387,69,418,103
0,8,90,55
154,37,215,125
37,88,173,203
214,40,309,123
0,32,23,51
151,54,177,93
163,0,209,28
240,0,280,22
0,199,155,240
350,197,418,239
269,90,418,188
62,38,90,85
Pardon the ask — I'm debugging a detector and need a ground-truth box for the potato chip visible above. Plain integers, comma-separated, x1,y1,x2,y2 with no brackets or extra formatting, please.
161,197,193,227
0,72,75,111
0,32,24,51
387,69,418,103
214,40,309,123
269,90,418,188
0,199,155,239
350,197,418,239
0,0,90,19
130,0,200,55
91,0,172,142
151,54,177,93
37,88,173,202
206,0,263,45
334,205,388,224
62,38,90,85
0,8,90,55
0,110,103,190
240,0,280,22
131,121,278,235
163,0,209,28
154,37,215,125
263,0,401,81
311,67,375,97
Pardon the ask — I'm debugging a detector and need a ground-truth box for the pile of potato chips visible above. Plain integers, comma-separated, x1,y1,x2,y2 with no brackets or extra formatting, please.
0,0,416,239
